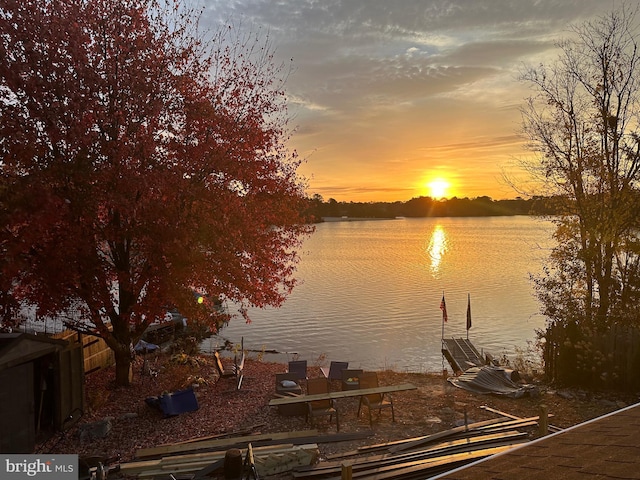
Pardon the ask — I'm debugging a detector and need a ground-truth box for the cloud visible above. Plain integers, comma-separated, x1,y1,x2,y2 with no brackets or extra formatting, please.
200,0,620,201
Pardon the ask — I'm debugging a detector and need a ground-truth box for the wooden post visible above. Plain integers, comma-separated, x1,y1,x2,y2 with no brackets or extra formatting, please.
538,404,548,436
464,405,468,431
223,448,242,479
341,463,353,480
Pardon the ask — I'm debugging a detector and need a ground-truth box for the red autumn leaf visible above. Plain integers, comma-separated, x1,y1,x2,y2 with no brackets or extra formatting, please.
0,0,312,386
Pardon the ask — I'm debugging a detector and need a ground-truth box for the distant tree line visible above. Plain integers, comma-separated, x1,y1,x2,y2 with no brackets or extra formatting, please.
305,194,560,221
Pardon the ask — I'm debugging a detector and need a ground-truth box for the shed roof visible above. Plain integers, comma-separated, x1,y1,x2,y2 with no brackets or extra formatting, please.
0,333,68,371
433,401,640,480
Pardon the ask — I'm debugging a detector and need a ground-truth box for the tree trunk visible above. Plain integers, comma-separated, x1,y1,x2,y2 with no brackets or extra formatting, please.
114,344,133,386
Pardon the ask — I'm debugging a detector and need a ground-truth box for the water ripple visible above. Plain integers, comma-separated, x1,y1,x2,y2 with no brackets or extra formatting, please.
204,217,554,373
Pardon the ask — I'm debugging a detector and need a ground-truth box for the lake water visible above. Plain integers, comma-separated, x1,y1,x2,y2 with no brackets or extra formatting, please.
202,216,555,373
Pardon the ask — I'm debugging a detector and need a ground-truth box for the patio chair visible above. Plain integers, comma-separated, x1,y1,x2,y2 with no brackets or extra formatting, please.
306,377,339,431
275,372,302,396
357,371,395,426
213,351,238,388
213,338,245,390
341,368,363,391
287,360,308,382
275,372,306,416
321,361,349,381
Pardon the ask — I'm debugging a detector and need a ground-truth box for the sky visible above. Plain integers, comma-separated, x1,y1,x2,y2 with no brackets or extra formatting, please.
200,1,617,202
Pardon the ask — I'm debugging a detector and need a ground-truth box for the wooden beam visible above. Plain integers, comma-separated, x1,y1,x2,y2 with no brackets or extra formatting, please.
294,431,528,478
124,444,319,478
268,383,417,406
161,425,263,445
479,405,519,420
388,418,507,453
296,445,519,480
135,429,318,458
352,445,518,480
480,404,562,433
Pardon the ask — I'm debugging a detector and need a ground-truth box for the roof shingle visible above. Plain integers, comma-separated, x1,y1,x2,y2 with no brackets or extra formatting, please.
433,402,640,480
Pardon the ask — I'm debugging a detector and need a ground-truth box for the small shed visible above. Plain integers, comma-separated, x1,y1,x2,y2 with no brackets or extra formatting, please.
0,332,84,453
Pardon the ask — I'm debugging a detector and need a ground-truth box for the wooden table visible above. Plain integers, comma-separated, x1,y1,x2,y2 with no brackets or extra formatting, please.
268,383,417,406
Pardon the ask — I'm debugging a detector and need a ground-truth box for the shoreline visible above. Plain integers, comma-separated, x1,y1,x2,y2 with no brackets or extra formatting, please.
321,216,397,222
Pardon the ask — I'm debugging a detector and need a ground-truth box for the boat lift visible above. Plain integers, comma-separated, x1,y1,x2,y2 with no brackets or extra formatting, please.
441,337,485,375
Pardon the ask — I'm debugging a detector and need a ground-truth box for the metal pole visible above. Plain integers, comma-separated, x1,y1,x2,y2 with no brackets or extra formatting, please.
441,292,445,372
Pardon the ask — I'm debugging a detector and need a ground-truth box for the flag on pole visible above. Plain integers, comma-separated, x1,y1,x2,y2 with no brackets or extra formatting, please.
466,293,472,331
440,295,448,322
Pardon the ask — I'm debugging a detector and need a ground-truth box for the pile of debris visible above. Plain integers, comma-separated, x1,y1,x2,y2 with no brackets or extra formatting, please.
116,407,553,479
290,409,551,480
118,429,373,479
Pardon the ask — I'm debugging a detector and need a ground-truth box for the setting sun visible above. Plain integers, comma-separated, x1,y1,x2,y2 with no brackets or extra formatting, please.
427,179,450,199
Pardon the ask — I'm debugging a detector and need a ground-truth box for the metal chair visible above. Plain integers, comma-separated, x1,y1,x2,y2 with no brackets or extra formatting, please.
275,372,302,395
357,371,395,426
287,360,308,382
341,368,363,391
275,372,305,416
321,361,349,381
306,377,339,431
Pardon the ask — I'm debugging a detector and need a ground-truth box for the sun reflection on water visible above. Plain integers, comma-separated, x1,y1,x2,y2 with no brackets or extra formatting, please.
428,225,447,273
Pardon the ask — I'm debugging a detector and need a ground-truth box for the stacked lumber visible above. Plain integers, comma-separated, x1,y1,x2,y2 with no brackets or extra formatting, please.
134,429,318,459
120,443,318,478
119,429,374,479
292,414,550,480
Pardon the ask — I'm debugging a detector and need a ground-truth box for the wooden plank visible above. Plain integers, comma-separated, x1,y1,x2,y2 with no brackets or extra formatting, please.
268,383,417,406
163,425,259,445
474,415,552,431
388,418,508,453
348,422,516,458
118,459,162,475
163,444,296,466
479,405,520,420
385,415,548,454
356,445,517,480
135,429,318,458
297,438,528,478
301,445,517,480
192,458,224,479
326,429,517,463
122,443,311,476
351,415,513,456
244,443,258,479
398,431,526,458
293,432,528,478
480,405,562,433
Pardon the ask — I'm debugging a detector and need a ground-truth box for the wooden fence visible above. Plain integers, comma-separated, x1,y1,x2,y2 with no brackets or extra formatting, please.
51,329,114,374
543,323,640,391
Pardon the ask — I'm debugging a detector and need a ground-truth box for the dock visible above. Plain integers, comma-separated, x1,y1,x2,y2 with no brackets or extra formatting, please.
442,338,485,373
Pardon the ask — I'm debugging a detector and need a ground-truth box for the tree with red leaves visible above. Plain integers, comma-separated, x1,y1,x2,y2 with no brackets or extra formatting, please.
0,0,311,385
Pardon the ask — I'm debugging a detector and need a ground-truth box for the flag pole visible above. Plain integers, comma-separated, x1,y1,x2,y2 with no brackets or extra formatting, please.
440,292,448,373
440,292,446,343
466,293,472,340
